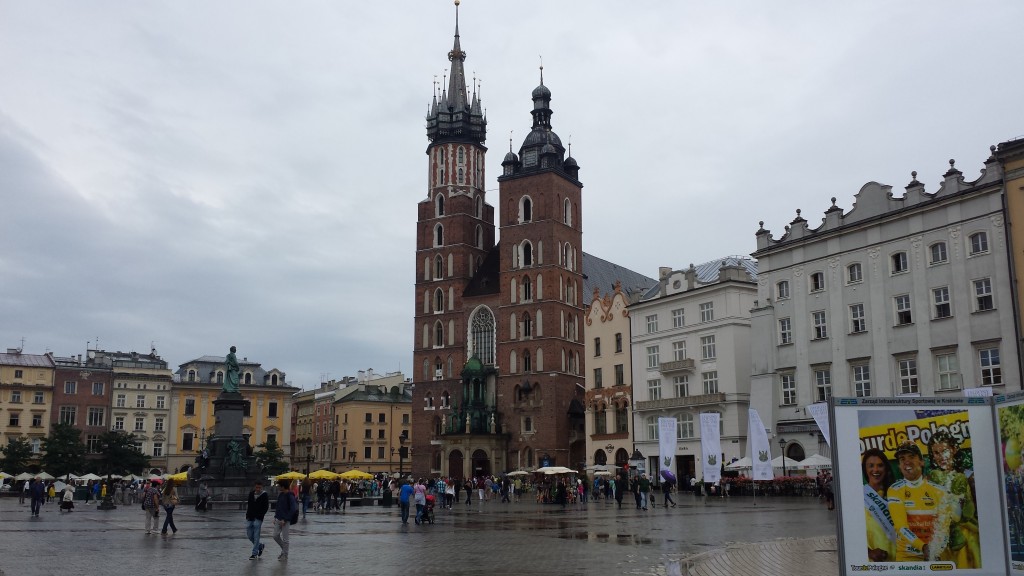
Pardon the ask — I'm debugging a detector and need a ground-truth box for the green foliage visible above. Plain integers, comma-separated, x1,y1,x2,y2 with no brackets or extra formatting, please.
41,423,87,477
94,431,150,476
0,437,34,472
254,437,288,475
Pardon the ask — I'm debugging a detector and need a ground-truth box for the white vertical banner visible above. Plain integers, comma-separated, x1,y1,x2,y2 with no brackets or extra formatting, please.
658,417,677,482
806,402,831,447
747,409,773,481
699,412,721,484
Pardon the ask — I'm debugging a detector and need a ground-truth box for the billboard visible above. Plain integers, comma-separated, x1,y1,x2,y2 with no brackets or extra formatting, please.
832,397,1007,576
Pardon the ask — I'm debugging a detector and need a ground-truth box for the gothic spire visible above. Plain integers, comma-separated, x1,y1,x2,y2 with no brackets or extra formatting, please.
426,0,486,145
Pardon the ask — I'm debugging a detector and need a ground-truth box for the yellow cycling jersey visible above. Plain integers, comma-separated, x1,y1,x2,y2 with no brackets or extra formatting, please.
887,477,950,561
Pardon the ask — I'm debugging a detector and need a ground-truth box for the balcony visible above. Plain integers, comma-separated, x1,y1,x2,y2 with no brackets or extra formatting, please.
636,393,726,411
659,359,695,374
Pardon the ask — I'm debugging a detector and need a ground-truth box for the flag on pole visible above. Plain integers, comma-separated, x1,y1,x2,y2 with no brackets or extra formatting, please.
747,409,773,481
658,417,678,482
700,412,721,484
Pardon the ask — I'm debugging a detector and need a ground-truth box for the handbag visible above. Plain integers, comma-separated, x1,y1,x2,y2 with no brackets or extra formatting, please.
289,509,299,525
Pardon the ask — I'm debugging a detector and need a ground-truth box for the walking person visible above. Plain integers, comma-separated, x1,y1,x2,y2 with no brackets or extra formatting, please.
272,480,298,560
160,480,179,535
46,482,55,503
195,482,209,511
142,479,161,535
29,478,45,516
300,479,311,517
662,477,677,507
614,474,626,509
245,480,270,560
399,479,413,524
414,478,427,524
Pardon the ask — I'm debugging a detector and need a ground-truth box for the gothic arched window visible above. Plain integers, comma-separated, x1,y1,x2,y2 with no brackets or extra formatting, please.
470,306,496,365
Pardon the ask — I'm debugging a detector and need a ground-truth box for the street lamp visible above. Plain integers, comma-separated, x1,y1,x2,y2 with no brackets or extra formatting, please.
778,437,787,477
398,430,408,478
305,439,312,476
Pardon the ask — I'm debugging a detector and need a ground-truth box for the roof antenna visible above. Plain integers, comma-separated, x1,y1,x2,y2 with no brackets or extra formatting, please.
568,134,572,156
539,55,544,84
509,130,513,152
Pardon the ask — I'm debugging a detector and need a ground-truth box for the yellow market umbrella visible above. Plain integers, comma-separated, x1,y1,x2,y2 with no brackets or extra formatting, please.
338,469,373,481
275,471,306,481
308,469,338,480
166,471,189,483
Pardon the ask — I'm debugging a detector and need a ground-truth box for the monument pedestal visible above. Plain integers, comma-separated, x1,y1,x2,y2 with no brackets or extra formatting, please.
195,392,263,487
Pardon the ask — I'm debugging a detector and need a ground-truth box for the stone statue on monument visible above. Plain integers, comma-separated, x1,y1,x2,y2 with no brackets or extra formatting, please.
222,346,240,393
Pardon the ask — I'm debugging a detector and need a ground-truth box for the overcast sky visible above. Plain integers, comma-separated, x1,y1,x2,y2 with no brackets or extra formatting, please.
2,1,1021,389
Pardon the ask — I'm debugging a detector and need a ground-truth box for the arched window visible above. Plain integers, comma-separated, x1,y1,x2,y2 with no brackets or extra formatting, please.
441,391,451,408
434,255,444,279
470,307,496,365
187,370,196,382
522,275,532,300
436,194,445,217
475,196,483,218
271,374,279,386
475,225,483,249
425,393,434,407
244,373,252,385
522,312,532,338
457,168,464,184
520,196,533,223
434,224,444,247
564,198,571,225
522,242,533,266
434,289,444,312
437,148,446,184
523,350,532,372
434,322,444,347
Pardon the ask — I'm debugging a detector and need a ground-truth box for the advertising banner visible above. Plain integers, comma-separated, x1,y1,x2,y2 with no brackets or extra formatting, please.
747,409,773,481
831,396,1006,576
658,417,677,484
700,412,721,484
994,390,1024,575
807,402,832,447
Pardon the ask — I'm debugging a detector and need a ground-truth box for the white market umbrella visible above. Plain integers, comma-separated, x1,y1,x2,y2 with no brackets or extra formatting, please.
792,454,832,470
506,470,530,476
770,456,802,470
543,466,577,475
594,470,613,476
0,472,11,480
78,473,102,482
36,471,54,480
14,472,33,481
725,456,753,471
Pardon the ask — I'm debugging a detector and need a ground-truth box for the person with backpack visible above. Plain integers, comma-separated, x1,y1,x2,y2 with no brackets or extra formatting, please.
142,479,162,535
272,480,298,560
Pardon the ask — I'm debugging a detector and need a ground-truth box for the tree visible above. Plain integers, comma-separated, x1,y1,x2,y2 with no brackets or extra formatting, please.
254,438,289,475
95,431,149,476
40,423,87,477
0,437,34,473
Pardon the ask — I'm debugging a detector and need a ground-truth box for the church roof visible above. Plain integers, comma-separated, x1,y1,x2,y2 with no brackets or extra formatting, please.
582,252,657,300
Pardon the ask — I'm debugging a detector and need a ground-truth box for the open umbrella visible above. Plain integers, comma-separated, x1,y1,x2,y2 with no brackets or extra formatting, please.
275,471,306,481
308,469,339,480
0,472,11,480
792,454,832,470
78,473,102,482
725,456,753,470
36,471,55,481
14,472,33,481
542,466,576,475
166,471,189,483
593,470,613,476
770,455,803,470
506,470,530,476
338,469,373,481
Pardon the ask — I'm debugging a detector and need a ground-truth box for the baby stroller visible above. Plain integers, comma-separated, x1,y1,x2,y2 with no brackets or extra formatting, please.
422,494,436,525
59,495,75,513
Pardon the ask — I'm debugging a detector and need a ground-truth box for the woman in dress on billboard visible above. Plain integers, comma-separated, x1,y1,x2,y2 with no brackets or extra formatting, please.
862,448,896,562
927,430,980,568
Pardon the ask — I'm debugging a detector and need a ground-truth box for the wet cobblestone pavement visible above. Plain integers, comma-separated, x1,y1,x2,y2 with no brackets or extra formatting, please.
0,494,837,576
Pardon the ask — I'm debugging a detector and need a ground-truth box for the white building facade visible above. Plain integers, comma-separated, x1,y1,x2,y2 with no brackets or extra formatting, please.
629,258,757,482
750,154,1019,461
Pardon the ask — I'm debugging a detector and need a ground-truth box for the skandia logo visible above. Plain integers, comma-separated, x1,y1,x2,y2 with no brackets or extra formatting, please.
928,564,954,571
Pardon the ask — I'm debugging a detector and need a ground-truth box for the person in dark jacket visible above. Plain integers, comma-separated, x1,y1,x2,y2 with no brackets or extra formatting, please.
30,478,45,516
272,480,298,560
245,480,270,560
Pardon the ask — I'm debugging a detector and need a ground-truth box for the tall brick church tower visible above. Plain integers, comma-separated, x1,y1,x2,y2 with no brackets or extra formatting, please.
412,2,585,479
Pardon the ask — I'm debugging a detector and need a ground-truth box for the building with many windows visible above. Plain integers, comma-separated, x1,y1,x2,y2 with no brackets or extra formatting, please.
332,373,412,475
0,349,55,458
51,353,114,458
169,354,295,473
583,256,656,470
751,149,1020,461
95,349,174,471
628,259,757,480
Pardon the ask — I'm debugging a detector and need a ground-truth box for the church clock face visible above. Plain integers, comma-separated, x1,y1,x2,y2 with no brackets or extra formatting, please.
523,150,537,167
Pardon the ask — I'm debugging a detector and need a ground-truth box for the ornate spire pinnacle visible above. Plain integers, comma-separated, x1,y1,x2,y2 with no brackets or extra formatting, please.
446,0,468,113
426,0,486,144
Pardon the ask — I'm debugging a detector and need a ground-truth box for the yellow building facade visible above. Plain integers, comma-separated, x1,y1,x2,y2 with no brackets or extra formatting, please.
997,139,1024,344
0,350,55,459
168,355,297,473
